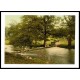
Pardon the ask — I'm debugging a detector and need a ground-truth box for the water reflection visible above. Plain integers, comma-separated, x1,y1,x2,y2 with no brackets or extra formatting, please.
5,45,75,64
46,47,74,64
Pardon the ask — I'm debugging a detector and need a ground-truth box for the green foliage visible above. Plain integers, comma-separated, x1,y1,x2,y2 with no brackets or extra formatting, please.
64,16,75,39
5,15,75,48
6,15,54,48
5,40,10,45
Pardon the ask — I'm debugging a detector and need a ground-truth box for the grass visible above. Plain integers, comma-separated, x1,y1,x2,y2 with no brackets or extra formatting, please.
5,37,75,49
58,44,75,48
56,38,75,48
5,40,10,45
5,49,48,64
36,37,75,49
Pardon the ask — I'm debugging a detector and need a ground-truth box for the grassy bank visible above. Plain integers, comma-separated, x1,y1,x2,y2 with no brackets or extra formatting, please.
5,37,75,49
5,50,48,64
55,38,75,49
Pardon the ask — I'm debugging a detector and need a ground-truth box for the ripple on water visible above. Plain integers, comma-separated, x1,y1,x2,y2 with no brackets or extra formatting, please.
46,47,74,56
46,47,74,64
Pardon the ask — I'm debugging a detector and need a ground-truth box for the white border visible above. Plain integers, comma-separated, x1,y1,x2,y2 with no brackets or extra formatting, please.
1,12,79,68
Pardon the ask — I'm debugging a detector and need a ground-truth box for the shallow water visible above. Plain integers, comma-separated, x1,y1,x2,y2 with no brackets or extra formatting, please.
5,45,75,64
46,47,74,64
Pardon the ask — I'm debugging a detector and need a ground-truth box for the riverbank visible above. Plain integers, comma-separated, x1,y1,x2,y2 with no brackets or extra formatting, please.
5,49,48,64
5,46,74,64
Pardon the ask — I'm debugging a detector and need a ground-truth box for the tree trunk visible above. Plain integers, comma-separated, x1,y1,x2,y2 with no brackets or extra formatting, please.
44,36,46,47
44,22,46,47
67,35,72,48
43,16,48,47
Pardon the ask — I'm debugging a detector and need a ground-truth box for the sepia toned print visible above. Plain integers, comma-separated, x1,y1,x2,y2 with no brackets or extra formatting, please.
5,14,75,64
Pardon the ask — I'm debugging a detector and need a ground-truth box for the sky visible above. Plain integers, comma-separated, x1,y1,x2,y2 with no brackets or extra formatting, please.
5,15,22,27
5,15,65,27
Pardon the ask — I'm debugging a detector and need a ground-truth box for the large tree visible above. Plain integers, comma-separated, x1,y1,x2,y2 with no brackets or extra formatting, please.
42,15,54,47
6,15,54,48
64,16,75,48
21,15,54,47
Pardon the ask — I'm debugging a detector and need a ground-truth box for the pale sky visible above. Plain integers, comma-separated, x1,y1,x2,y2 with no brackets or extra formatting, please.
5,15,22,27
5,15,65,27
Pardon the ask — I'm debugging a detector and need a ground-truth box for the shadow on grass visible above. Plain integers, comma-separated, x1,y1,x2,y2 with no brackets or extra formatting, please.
5,51,48,64
57,44,75,49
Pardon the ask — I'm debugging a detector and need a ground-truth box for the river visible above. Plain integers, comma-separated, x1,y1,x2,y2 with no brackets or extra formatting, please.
46,47,74,64
5,45,74,64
